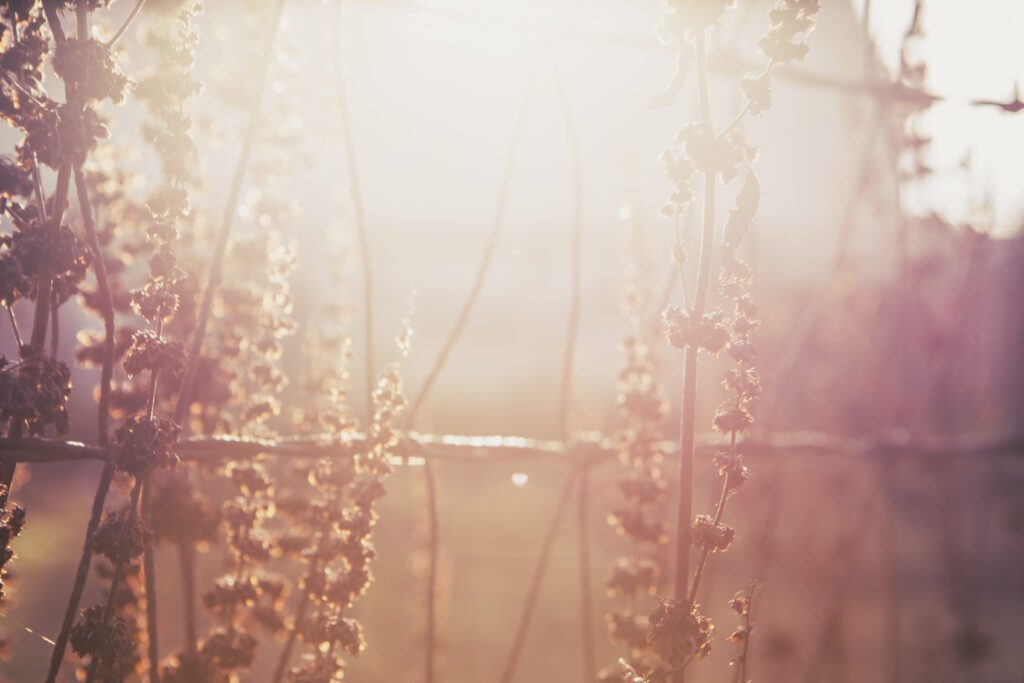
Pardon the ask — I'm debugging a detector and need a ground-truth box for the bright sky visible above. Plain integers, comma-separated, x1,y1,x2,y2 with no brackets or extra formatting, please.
859,0,1024,237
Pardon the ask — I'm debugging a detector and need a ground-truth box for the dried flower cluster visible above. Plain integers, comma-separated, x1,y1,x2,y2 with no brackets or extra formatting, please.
623,2,818,681
599,280,671,680
282,342,409,682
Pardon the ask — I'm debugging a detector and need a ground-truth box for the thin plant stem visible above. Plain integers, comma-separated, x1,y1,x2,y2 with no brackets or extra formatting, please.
500,464,581,683
719,61,773,138
49,290,59,356
554,55,582,444
179,543,197,654
674,27,715,601
29,164,70,350
43,3,66,43
403,54,541,426
84,477,145,683
44,462,115,683
423,457,439,683
577,467,595,683
687,437,733,604
733,585,756,683
75,0,87,34
271,590,310,683
404,55,541,683
552,53,592,683
105,0,146,46
6,305,21,348
140,306,163,680
330,0,374,419
174,0,286,427
44,168,118,683
143,477,159,682
272,559,320,683
673,29,715,683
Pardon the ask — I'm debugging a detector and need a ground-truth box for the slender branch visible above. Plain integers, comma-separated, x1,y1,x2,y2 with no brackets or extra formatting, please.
75,0,87,37
174,0,286,427
423,456,439,683
142,309,162,681
402,54,541,683
499,464,580,683
330,0,374,419
688,446,732,604
577,467,595,683
671,30,717,683
403,55,541,426
553,56,583,444
674,28,716,615
143,477,159,682
49,289,59,356
271,590,310,683
719,61,774,137
552,53,592,683
43,461,115,683
105,0,146,46
179,543,197,654
43,169,121,683
84,477,145,683
6,305,22,348
732,584,756,683
29,164,70,350
43,3,66,44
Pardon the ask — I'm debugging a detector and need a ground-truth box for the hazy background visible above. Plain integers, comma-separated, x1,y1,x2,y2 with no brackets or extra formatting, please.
2,1,1023,681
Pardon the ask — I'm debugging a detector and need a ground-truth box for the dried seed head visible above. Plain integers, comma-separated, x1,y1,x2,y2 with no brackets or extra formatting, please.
112,415,180,475
69,604,138,680
92,509,153,564
647,599,714,666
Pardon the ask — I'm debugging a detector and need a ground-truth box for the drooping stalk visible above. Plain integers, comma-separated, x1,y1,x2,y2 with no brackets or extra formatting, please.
404,55,541,683
105,0,146,46
500,465,581,683
330,0,374,418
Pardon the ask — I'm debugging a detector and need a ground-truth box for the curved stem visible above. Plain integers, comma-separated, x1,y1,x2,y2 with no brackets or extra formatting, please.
403,55,541,426
105,0,146,46
174,0,286,427
405,55,541,683
330,0,374,419
500,464,580,683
